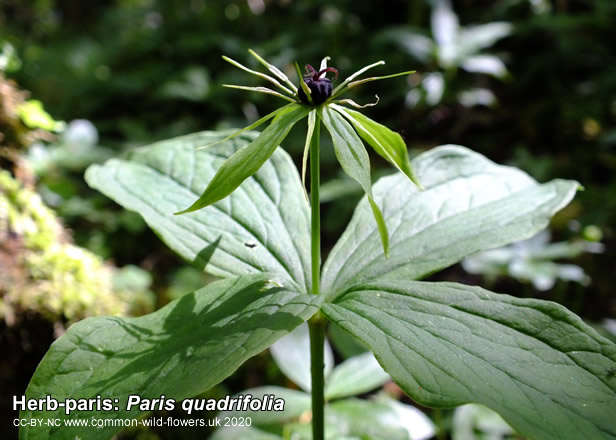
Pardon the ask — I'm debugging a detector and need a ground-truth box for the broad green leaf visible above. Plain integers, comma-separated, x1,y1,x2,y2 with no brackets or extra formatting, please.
86,130,311,293
219,386,311,424
322,280,616,440
269,323,334,392
322,145,579,300
21,275,321,440
320,105,389,257
324,351,390,400
331,104,421,188
176,103,309,213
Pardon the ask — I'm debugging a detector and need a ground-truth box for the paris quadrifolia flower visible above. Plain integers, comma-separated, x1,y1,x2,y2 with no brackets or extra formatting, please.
175,49,422,257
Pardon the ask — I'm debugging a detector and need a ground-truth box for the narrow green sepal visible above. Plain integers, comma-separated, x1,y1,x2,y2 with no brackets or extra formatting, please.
196,105,292,150
332,104,423,190
222,55,295,96
176,104,310,214
348,70,416,88
331,60,386,98
301,109,318,200
248,48,298,93
368,197,390,258
222,84,298,103
320,105,390,257
295,62,313,105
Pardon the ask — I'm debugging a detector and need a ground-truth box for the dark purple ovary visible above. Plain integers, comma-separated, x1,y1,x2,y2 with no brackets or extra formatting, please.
298,77,333,105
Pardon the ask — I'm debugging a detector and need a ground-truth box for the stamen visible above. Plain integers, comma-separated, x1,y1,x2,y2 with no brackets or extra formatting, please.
304,64,318,80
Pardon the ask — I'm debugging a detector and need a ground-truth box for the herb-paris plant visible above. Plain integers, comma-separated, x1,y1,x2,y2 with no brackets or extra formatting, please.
21,51,616,440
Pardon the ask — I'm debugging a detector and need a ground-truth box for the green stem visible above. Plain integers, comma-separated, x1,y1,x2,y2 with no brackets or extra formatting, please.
308,111,325,440
310,112,321,297
309,317,325,440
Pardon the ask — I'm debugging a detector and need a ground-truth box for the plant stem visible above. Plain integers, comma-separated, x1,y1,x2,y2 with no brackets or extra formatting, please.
310,112,321,297
308,111,325,440
309,317,325,440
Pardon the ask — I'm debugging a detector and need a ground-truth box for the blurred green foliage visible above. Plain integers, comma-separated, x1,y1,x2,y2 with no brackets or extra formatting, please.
1,0,615,438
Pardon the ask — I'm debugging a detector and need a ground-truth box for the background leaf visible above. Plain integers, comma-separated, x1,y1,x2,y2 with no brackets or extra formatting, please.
269,323,334,393
21,275,321,440
324,351,390,400
457,22,513,60
322,145,579,300
86,130,312,293
218,386,311,424
452,404,514,440
460,55,508,77
325,398,430,440
323,280,616,440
